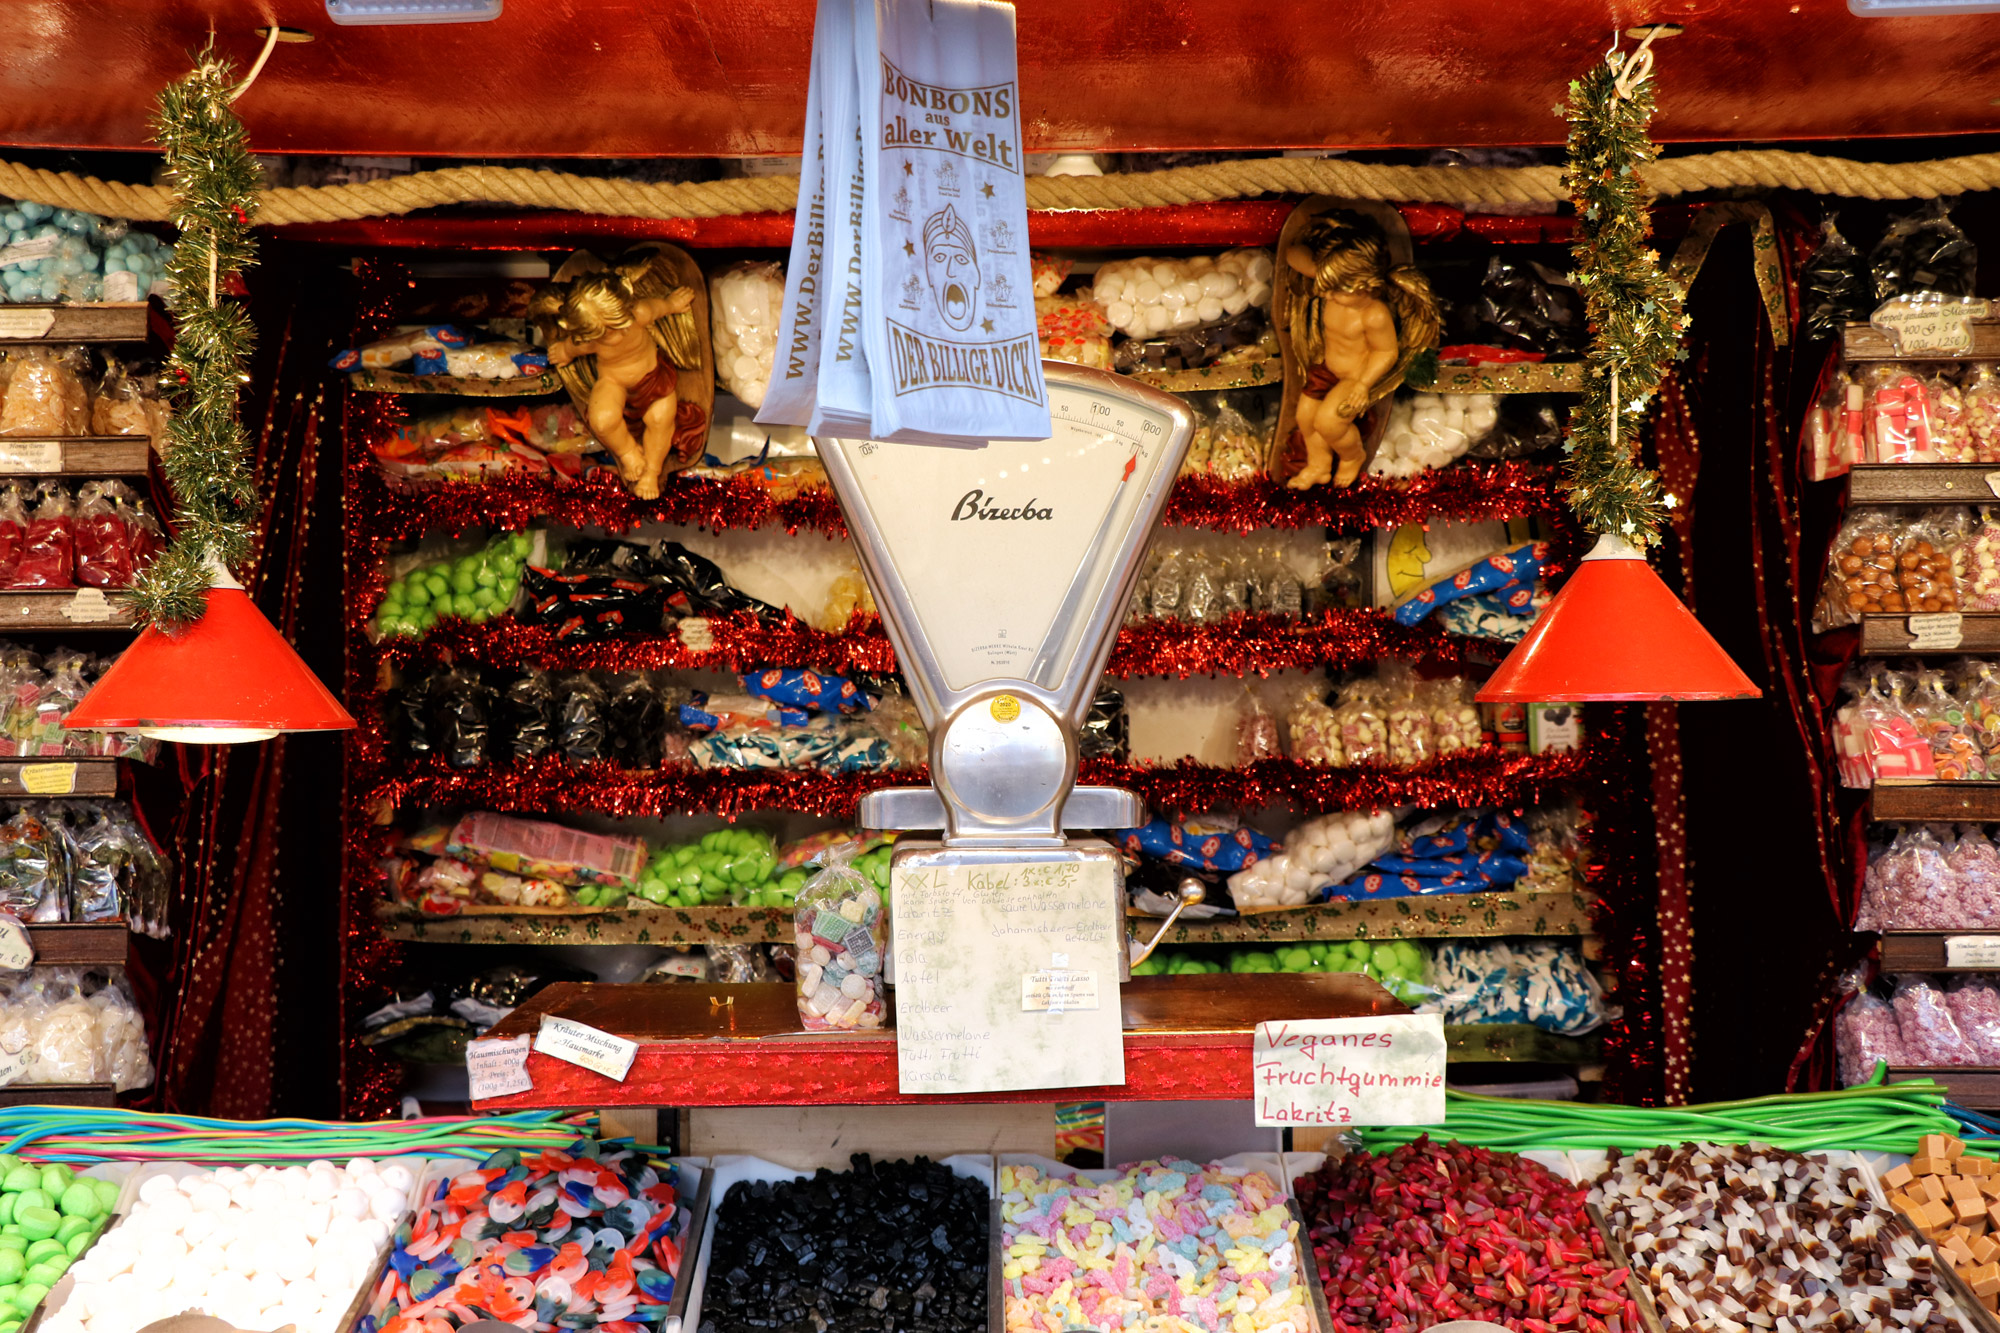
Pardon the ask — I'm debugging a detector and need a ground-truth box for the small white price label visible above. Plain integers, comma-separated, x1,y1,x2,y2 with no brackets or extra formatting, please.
1946,936,2000,969
533,1014,638,1081
465,1033,533,1100
1908,612,1964,651
1872,295,1993,357
0,442,59,474
0,310,55,340
1985,470,2000,500
61,589,117,624
0,238,59,270
0,919,34,972
1022,968,1098,1014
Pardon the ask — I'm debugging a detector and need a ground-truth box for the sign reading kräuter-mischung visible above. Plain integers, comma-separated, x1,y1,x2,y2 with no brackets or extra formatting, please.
1252,1014,1447,1127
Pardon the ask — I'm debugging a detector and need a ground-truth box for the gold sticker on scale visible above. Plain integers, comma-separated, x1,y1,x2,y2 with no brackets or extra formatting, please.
990,694,1021,723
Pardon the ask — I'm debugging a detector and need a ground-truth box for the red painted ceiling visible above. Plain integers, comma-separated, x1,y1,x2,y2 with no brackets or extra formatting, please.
1,0,1997,159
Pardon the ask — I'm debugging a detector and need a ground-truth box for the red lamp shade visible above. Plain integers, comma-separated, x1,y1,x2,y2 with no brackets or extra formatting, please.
63,585,354,742
1476,534,1759,703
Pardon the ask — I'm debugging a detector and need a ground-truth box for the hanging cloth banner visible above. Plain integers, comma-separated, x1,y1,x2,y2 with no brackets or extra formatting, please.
757,0,833,428
764,0,1050,445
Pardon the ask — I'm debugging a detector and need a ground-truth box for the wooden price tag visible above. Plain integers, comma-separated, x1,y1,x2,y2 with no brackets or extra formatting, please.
1909,612,1964,651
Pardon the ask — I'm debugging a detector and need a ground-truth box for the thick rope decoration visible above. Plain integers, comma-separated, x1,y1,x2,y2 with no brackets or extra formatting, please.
6,148,2000,228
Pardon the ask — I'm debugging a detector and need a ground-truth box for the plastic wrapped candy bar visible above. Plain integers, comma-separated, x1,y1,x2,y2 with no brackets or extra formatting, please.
444,811,645,888
739,667,875,715
793,844,886,1031
1393,541,1547,627
327,323,471,372
517,566,668,642
1890,973,1977,1065
1837,990,1905,1087
709,259,785,408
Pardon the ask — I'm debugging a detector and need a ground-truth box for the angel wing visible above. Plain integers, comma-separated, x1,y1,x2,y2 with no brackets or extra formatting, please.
618,250,704,374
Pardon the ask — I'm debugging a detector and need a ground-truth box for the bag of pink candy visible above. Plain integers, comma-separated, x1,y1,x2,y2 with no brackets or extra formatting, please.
1856,824,2000,930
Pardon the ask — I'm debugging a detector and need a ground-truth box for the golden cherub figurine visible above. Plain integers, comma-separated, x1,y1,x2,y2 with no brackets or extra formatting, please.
530,248,709,499
1281,213,1439,488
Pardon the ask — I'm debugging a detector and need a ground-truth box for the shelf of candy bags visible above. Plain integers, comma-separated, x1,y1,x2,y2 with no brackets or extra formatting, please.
0,482,161,605
1129,934,1605,1038
1815,507,2000,645
0,349,166,458
0,200,174,310
1808,359,2000,482
365,398,600,486
385,661,929,779
0,646,153,763
331,321,556,395
0,966,151,1096
378,811,896,921
1833,664,2000,808
1840,971,2000,1095
0,800,166,936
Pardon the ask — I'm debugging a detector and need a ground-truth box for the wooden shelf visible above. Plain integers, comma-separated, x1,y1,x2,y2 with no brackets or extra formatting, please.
1872,783,2000,821
1427,362,1584,395
377,904,791,947
1845,321,2000,361
0,438,150,477
1123,357,1281,395
1888,1067,2000,1109
1850,464,2000,505
1445,1022,1602,1065
1859,612,2000,655
474,976,1404,1108
26,921,128,966
0,301,162,347
0,760,120,798
346,367,565,397
1134,887,1594,944
0,590,135,631
0,1083,115,1107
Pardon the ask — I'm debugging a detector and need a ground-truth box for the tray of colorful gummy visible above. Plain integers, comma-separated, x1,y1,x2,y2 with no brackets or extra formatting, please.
30,1156,430,1333
1590,1142,1987,1333
357,1142,706,1333
1289,1139,1655,1333
995,1154,1318,1333
685,1152,990,1333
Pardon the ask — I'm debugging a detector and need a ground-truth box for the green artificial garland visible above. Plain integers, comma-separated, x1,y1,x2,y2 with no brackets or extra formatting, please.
130,42,262,628
1561,36,1690,547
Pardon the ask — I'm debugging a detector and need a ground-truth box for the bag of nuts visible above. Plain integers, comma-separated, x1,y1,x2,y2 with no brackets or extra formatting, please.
1816,507,1965,631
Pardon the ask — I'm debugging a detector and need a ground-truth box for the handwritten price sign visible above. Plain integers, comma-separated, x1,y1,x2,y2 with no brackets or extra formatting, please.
1252,1014,1447,1127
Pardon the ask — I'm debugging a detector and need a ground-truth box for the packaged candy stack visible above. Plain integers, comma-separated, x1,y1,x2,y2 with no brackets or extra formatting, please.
997,1159,1309,1333
1132,940,1430,1004
1132,538,1307,624
1293,1139,1634,1333
1878,1133,2000,1318
1367,392,1501,478
1091,250,1274,345
515,537,776,644
362,1144,692,1333
1593,1142,1973,1333
394,665,676,772
1425,940,1606,1035
703,1156,985,1333
793,848,886,1032
374,532,535,639
328,324,548,381
370,401,598,484
1834,663,2000,787
0,646,153,760
708,260,785,408
0,801,164,927
686,670,909,776
1813,360,2000,469
0,481,161,591
1835,974,2000,1083
1314,810,1536,905
0,967,150,1090
383,813,644,916
1817,508,1964,628
1221,810,1397,911
0,200,174,305
1282,669,1491,769
1857,824,2000,929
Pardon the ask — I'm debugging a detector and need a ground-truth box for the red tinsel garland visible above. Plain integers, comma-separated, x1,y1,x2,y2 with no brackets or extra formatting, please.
365,748,1593,823
372,608,1492,679
355,458,1567,543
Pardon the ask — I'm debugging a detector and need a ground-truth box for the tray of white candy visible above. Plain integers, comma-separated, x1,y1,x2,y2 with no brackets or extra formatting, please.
30,1156,436,1333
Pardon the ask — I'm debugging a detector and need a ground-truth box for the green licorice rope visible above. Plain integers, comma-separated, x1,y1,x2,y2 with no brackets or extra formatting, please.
1351,1081,1967,1156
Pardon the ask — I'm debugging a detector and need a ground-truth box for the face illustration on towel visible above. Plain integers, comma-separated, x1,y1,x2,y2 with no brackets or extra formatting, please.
922,206,980,332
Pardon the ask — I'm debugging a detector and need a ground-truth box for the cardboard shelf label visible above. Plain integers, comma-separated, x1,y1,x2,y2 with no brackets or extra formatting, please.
1872,296,1993,357
18,763,76,796
1946,936,2000,969
466,1033,533,1099
0,310,55,340
1252,1014,1448,1128
0,442,59,474
1909,612,1964,651
892,854,1124,1095
61,589,116,624
533,1014,637,1081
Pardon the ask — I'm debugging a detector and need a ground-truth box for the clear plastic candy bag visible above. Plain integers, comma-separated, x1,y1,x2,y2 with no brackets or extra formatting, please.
0,347,89,438
1948,975,2000,1064
1836,989,1903,1086
792,843,886,1032
1890,973,1977,1065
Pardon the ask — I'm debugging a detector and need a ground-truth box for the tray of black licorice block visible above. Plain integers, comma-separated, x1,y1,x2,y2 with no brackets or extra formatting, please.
686,1153,993,1333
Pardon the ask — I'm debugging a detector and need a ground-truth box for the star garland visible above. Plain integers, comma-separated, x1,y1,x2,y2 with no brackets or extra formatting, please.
130,41,262,627
1561,34,1689,546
